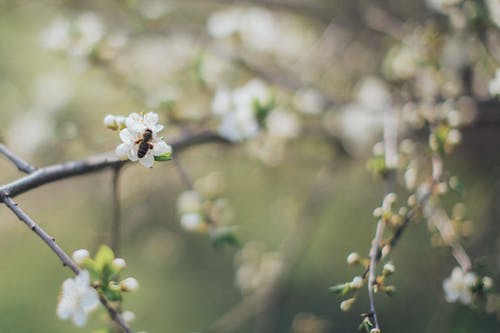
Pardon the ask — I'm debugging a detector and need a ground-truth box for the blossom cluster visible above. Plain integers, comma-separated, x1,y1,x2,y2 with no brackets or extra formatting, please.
443,266,493,305
40,12,127,64
234,242,283,294
57,247,138,328
106,112,172,168
176,172,235,247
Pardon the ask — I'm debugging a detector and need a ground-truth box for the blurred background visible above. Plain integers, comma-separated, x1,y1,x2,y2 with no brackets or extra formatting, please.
0,0,499,332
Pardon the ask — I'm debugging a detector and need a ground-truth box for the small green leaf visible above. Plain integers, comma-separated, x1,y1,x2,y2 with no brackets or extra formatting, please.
154,152,172,161
210,226,240,249
94,245,115,272
329,283,352,296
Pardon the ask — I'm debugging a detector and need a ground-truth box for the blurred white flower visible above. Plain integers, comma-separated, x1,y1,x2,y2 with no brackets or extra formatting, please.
57,270,99,327
207,8,241,38
212,79,272,142
293,88,325,114
488,68,500,96
443,267,477,304
180,212,204,231
115,112,171,168
122,310,136,323
266,108,300,139
177,190,202,213
40,12,104,58
235,243,283,294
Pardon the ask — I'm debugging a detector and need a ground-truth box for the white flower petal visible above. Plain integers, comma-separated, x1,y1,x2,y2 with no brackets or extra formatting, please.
153,141,171,155
144,112,158,127
154,124,164,132
119,128,134,144
80,289,99,312
127,147,139,161
115,143,131,158
139,153,154,168
71,307,88,327
57,299,73,320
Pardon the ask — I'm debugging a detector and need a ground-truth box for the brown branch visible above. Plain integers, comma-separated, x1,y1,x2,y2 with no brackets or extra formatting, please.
0,130,229,199
0,196,132,333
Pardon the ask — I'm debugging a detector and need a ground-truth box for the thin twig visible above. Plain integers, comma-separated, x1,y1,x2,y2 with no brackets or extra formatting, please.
0,130,228,199
0,195,132,333
366,108,398,330
429,153,472,271
0,144,37,173
110,164,123,256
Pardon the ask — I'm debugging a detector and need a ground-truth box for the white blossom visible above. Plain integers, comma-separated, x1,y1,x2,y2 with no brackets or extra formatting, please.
212,80,272,142
57,270,99,327
72,249,90,266
115,112,172,168
443,267,477,305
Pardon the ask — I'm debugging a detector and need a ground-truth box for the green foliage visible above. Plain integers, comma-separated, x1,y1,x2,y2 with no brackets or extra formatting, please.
154,152,173,162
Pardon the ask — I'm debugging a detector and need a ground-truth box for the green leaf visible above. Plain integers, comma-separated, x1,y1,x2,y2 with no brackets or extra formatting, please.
154,152,172,161
210,226,240,249
329,283,351,296
94,245,115,272
104,288,123,302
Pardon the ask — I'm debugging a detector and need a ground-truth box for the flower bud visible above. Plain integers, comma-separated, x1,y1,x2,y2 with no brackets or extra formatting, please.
72,249,90,266
346,252,361,266
483,276,494,291
350,276,364,289
113,258,127,270
120,277,139,292
340,298,356,312
370,329,381,333
383,263,395,276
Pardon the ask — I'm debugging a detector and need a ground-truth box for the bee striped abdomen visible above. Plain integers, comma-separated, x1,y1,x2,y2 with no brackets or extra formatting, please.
137,129,153,158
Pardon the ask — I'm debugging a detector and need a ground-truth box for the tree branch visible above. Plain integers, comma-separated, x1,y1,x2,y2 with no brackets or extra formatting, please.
0,130,229,199
0,195,132,333
0,144,37,174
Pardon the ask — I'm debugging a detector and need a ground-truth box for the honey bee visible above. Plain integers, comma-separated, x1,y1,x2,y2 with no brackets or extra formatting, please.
135,128,154,158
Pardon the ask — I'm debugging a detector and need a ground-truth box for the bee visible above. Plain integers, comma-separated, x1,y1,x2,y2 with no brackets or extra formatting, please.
135,128,154,158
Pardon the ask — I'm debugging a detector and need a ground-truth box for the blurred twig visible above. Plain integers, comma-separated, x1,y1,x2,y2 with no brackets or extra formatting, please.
0,144,36,174
0,195,133,333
